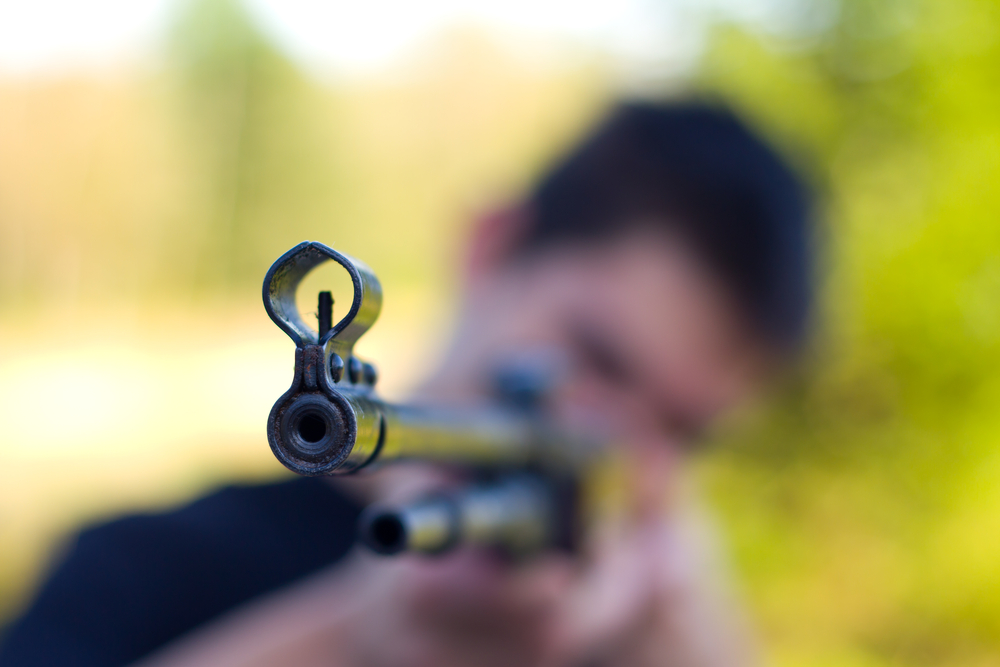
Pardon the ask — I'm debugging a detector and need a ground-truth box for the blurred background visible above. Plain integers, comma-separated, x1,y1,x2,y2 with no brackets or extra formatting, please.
1,0,999,664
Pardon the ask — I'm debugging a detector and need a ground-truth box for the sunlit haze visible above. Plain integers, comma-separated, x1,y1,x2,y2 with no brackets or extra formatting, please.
0,0,802,77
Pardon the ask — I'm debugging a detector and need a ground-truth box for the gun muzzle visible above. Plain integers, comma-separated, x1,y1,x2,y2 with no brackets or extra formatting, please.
263,241,588,477
360,476,555,556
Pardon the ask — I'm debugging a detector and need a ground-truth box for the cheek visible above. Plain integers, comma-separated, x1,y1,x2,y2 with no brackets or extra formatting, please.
552,372,656,437
668,356,759,421
628,318,756,425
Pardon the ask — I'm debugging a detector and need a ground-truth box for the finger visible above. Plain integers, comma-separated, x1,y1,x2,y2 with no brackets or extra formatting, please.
396,550,570,627
543,527,662,666
504,554,575,610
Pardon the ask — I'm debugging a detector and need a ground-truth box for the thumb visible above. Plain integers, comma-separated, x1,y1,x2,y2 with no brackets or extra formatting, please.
542,522,661,666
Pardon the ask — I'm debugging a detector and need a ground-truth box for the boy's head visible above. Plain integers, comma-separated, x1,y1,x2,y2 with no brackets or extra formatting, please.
446,100,813,452
522,102,812,350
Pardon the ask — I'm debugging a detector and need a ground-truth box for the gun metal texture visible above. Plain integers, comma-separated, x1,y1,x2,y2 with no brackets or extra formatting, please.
264,242,593,557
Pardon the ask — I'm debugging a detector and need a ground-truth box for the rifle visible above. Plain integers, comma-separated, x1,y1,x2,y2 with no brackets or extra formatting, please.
264,242,598,557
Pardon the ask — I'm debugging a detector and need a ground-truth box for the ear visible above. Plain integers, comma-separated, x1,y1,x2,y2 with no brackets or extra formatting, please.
463,203,532,283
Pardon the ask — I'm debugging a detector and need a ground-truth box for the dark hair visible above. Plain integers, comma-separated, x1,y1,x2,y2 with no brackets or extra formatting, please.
520,101,813,350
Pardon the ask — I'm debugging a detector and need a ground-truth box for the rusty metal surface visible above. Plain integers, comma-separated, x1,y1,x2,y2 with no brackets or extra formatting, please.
263,242,383,475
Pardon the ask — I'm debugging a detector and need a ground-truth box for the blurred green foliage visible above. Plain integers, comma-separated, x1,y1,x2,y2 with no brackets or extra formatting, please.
0,0,603,310
168,0,346,290
162,0,607,294
694,0,1000,664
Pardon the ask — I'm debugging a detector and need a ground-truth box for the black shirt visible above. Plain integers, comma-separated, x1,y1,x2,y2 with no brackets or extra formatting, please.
0,478,361,667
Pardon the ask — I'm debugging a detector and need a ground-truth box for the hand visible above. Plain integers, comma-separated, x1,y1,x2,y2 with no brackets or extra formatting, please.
345,448,757,667
542,514,757,667
138,459,756,667
539,444,758,667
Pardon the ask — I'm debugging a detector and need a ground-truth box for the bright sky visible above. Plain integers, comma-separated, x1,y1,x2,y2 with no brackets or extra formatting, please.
0,0,807,76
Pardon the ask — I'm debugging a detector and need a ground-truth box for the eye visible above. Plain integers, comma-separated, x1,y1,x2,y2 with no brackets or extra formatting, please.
570,320,632,387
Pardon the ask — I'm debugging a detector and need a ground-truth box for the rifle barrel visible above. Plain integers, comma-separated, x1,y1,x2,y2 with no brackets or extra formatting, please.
360,476,554,555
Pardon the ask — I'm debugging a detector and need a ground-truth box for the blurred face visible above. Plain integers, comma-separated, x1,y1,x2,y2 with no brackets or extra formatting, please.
339,225,776,667
446,226,772,455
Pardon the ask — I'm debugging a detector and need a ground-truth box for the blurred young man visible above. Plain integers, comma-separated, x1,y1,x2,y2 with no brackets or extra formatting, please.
0,102,812,667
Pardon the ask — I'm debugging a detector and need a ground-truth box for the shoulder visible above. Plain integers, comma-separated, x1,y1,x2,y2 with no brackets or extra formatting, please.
74,477,360,591
0,477,361,667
